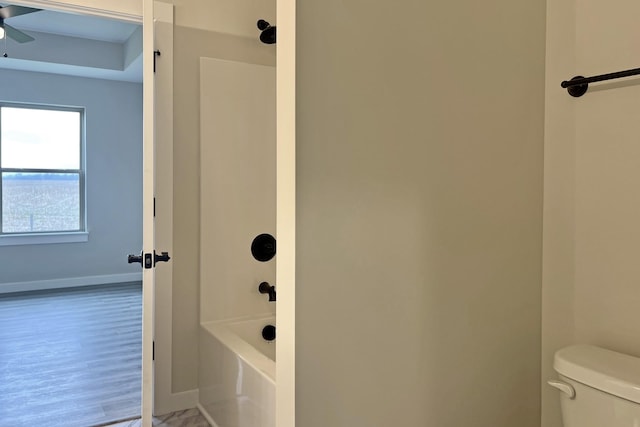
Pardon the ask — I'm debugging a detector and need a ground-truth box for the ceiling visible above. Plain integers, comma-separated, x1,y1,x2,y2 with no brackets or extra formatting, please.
0,5,142,82
6,7,139,42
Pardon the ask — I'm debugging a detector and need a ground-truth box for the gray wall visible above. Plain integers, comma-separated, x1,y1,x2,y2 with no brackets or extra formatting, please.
295,0,545,426
171,26,274,392
0,69,142,284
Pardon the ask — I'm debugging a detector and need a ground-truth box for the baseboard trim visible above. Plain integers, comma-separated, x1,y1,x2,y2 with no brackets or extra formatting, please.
0,273,143,294
197,403,219,427
154,389,199,417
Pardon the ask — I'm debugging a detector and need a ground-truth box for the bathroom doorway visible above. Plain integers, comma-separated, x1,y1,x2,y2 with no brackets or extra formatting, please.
0,3,149,425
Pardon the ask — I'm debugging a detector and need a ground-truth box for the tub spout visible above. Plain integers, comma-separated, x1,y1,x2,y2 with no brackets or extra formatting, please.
258,282,276,302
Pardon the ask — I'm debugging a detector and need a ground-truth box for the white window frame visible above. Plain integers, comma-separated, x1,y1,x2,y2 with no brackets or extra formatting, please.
0,102,88,246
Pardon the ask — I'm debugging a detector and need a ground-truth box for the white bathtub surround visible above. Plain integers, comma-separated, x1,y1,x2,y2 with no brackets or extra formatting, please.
198,56,277,325
198,57,277,427
223,316,276,363
199,316,276,427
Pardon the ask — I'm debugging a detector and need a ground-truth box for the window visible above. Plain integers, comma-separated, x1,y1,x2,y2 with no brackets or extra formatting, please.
0,104,85,238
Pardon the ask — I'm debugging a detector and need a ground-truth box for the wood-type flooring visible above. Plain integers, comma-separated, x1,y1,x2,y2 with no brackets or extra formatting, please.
0,282,142,427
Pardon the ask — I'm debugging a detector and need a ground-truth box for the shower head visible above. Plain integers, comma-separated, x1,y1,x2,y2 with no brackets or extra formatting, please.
260,27,276,44
257,19,276,44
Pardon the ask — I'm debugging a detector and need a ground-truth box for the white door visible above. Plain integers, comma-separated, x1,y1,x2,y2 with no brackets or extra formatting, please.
142,3,175,423
149,0,175,419
119,1,174,423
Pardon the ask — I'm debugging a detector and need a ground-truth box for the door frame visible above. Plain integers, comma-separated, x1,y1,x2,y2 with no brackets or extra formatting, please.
276,0,296,426
151,0,187,416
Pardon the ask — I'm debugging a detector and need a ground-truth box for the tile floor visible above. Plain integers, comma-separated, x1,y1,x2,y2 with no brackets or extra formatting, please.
105,408,210,427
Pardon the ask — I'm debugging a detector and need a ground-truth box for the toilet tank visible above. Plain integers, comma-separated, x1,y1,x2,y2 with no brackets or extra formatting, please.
551,345,640,427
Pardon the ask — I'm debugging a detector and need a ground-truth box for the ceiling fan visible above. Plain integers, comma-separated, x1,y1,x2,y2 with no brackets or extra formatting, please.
0,5,41,43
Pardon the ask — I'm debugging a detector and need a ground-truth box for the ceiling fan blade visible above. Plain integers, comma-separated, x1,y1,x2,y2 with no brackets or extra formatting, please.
0,5,41,19
4,23,35,43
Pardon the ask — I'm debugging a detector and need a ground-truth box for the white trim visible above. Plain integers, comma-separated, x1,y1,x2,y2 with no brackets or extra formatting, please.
0,272,142,294
196,403,220,427
276,0,296,425
153,1,173,23
0,231,89,246
155,389,199,417
151,0,177,417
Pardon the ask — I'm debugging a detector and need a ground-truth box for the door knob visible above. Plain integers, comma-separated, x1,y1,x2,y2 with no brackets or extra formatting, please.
127,251,170,268
154,251,171,265
128,252,143,265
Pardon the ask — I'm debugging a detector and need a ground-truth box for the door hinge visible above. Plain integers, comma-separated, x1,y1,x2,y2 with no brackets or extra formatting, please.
153,340,155,361
153,197,156,217
154,50,161,73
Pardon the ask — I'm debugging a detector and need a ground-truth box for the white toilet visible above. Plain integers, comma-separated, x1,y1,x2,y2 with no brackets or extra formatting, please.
549,344,640,426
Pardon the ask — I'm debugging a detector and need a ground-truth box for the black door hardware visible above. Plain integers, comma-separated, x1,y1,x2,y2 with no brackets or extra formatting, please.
128,252,143,265
127,251,170,269
258,281,276,302
251,233,276,262
154,251,171,266
153,50,161,73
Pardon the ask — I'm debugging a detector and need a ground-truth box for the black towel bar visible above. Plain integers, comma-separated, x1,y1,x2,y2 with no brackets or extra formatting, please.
561,67,640,97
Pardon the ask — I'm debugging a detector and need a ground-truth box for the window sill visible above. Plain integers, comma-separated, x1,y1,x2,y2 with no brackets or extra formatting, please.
0,232,89,246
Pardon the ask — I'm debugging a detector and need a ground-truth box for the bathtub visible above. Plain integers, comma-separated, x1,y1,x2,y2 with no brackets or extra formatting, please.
198,315,276,427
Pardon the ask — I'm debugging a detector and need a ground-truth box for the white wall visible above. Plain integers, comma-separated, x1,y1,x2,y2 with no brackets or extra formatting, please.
0,69,142,286
199,58,276,325
542,1,640,426
295,0,545,426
